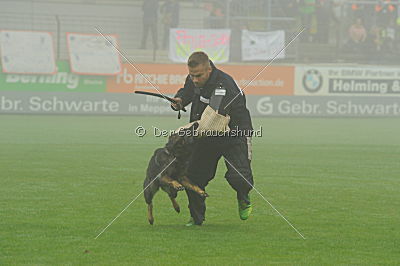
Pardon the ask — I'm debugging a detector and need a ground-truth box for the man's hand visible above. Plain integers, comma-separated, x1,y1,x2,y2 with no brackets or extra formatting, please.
171,97,183,111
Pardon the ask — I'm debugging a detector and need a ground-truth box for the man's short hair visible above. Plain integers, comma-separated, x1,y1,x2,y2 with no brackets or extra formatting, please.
187,51,210,68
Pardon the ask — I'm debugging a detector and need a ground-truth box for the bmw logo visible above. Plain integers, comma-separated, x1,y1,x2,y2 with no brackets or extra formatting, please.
302,69,323,93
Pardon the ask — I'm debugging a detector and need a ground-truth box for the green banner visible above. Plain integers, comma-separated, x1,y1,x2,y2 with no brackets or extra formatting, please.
0,61,106,92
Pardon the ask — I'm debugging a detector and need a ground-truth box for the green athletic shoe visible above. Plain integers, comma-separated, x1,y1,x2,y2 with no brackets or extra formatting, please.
185,218,202,227
238,196,252,220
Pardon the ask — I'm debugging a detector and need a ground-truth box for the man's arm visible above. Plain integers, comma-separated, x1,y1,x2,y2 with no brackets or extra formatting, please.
220,77,246,115
171,75,194,110
220,76,253,131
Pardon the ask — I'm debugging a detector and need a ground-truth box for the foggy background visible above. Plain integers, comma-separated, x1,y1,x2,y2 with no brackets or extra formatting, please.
1,0,399,64
1,1,400,118
1,2,400,265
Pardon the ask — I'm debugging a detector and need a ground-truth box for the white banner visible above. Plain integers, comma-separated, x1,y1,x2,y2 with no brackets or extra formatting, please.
67,33,122,75
295,66,400,96
169,28,231,63
0,30,56,74
241,30,285,61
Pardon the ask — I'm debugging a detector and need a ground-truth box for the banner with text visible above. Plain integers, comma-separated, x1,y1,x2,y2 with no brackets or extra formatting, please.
251,96,400,117
0,61,106,92
241,30,285,61
106,63,294,95
67,33,122,75
169,28,231,63
1,92,400,117
296,66,400,96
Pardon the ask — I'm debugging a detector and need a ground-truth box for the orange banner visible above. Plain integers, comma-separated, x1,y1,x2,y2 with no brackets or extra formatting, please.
220,65,294,95
106,63,294,95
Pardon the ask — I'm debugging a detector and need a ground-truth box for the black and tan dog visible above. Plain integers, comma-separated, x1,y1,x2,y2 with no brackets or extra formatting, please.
143,122,208,225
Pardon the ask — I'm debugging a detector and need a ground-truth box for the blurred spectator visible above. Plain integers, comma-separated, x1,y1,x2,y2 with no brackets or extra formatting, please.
298,0,316,42
365,24,385,63
382,20,396,53
368,25,383,52
160,0,180,49
332,0,344,22
140,0,159,50
347,17,367,51
332,0,345,47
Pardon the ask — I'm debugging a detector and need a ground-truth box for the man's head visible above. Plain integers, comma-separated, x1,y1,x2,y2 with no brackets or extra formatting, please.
187,51,212,88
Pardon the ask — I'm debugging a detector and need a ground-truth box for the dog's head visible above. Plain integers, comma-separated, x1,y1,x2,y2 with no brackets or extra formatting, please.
166,122,199,157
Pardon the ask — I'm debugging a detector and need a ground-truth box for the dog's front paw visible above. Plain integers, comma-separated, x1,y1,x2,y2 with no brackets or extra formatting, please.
200,191,209,198
172,183,184,191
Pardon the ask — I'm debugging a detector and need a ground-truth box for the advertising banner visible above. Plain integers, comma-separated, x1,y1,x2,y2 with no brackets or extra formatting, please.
2,62,399,117
296,66,400,96
106,63,187,94
169,28,231,63
241,30,285,61
67,33,122,75
250,96,400,117
219,65,293,95
106,63,294,95
0,61,293,95
0,30,56,74
0,61,106,92
2,92,399,117
0,91,176,115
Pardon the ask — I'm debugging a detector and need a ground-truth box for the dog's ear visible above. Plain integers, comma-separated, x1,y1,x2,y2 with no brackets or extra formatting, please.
191,122,199,131
166,133,178,149
184,123,198,137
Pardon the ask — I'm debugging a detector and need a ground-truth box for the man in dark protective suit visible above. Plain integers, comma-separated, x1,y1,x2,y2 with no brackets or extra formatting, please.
171,51,254,226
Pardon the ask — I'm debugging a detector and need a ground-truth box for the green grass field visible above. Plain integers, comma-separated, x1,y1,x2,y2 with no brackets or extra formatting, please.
1,115,399,265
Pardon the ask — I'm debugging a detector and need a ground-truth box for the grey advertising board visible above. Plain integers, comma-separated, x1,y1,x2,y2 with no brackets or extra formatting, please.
249,95,400,117
0,91,177,116
1,91,400,117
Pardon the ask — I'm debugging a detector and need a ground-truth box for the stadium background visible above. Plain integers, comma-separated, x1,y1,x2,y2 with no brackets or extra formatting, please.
1,0,399,265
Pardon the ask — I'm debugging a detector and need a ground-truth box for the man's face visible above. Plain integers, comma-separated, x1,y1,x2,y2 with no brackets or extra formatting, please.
188,63,212,88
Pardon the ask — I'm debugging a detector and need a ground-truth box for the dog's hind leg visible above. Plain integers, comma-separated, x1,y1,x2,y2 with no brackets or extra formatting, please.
163,186,181,213
144,179,159,225
169,197,180,213
147,203,154,225
145,189,155,225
